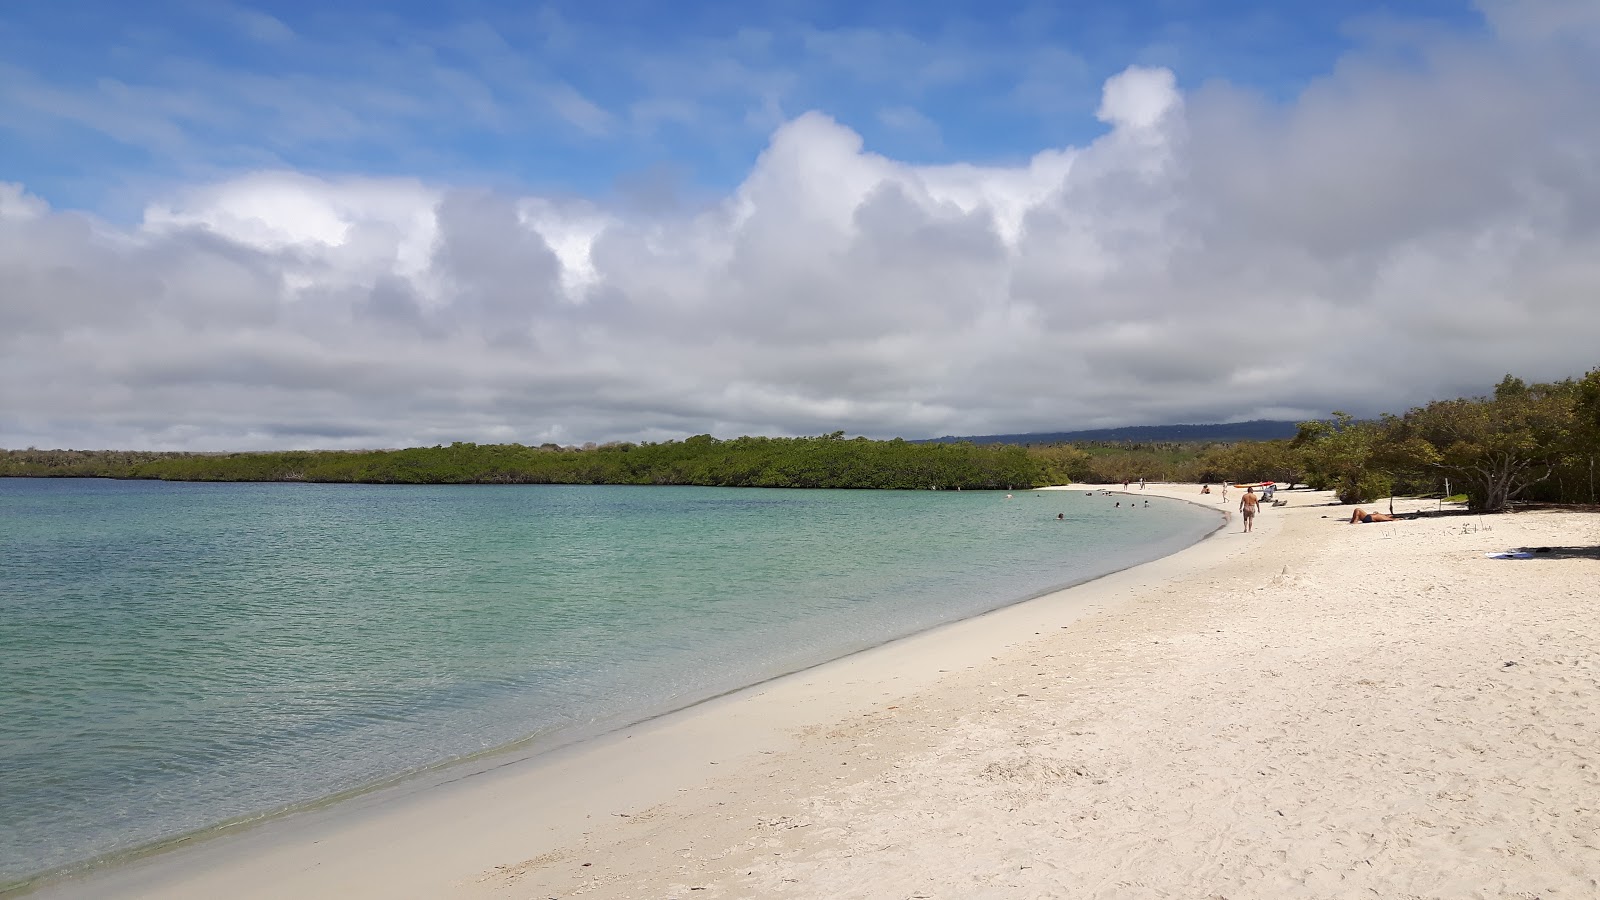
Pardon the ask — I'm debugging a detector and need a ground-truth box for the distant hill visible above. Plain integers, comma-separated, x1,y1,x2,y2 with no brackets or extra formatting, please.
921,419,1302,445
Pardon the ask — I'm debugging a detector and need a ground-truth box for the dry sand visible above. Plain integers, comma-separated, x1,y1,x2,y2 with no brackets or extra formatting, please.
34,485,1600,899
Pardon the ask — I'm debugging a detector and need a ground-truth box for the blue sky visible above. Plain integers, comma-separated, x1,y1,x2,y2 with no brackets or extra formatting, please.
1,0,1484,217
7,0,1599,451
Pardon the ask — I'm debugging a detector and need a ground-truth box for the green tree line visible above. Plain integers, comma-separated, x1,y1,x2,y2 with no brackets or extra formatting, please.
1289,369,1600,511
5,367,1596,507
0,432,1042,491
1028,366,1600,510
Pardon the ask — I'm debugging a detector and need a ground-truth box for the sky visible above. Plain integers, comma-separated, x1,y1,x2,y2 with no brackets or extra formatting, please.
2,0,1598,450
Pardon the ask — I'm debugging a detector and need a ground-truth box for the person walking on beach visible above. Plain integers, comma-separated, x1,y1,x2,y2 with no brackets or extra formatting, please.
1139,477,1145,490
1239,486,1259,533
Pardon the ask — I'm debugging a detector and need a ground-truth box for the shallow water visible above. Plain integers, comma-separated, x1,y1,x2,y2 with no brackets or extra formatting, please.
0,479,1216,883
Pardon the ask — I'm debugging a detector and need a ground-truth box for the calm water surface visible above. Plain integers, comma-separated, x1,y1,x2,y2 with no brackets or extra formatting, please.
0,479,1217,884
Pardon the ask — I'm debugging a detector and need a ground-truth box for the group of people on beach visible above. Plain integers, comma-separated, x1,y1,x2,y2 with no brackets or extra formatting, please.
1200,483,1270,532
1102,480,1410,533
1103,480,1410,535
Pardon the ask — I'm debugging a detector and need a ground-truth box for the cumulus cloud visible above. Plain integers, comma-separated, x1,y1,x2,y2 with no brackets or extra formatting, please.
3,3,1600,450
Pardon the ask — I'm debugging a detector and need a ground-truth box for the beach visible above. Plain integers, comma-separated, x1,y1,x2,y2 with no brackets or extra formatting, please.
33,485,1600,899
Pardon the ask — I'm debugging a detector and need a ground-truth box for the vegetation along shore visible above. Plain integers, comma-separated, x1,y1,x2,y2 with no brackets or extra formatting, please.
5,368,1598,511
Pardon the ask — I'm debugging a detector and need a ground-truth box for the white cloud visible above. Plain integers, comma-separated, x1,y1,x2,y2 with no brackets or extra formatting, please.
1475,0,1600,44
142,171,443,302
544,82,614,136
4,4,1600,450
1096,65,1181,133
0,183,48,222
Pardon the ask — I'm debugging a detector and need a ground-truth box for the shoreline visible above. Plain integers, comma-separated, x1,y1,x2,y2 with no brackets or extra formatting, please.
30,484,1599,897
18,485,1226,898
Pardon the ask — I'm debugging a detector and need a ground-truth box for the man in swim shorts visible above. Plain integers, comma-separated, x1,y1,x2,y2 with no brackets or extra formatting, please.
1239,487,1259,532
1349,508,1397,523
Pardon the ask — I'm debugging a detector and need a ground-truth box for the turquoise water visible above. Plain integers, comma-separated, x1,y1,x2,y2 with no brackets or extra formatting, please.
0,479,1217,884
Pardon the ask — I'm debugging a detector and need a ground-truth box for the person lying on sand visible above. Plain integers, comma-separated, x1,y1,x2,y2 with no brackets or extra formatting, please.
1350,508,1398,524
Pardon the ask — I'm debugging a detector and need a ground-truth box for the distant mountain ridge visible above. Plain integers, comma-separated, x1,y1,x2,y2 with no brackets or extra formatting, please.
922,419,1301,445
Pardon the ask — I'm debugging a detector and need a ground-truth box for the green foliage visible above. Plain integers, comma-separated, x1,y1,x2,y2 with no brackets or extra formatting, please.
1390,374,1581,512
7,366,1598,504
1575,367,1600,452
1291,413,1391,503
1025,444,1093,485
1062,442,1218,484
0,448,180,477
0,436,1046,491
1200,439,1304,487
1288,369,1600,510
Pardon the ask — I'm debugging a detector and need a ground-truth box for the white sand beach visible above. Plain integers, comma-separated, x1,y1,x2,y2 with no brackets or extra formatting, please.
36,485,1600,899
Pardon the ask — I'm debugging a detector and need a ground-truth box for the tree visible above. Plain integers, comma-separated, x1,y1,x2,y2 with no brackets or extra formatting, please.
1393,375,1578,512
1026,444,1092,484
1202,439,1304,487
1573,368,1600,504
1575,367,1600,450
1291,413,1391,503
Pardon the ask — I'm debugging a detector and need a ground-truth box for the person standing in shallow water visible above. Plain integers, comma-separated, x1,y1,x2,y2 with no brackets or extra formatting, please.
1239,486,1260,533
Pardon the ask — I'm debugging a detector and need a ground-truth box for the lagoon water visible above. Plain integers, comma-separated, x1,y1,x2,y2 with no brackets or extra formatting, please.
0,479,1217,884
